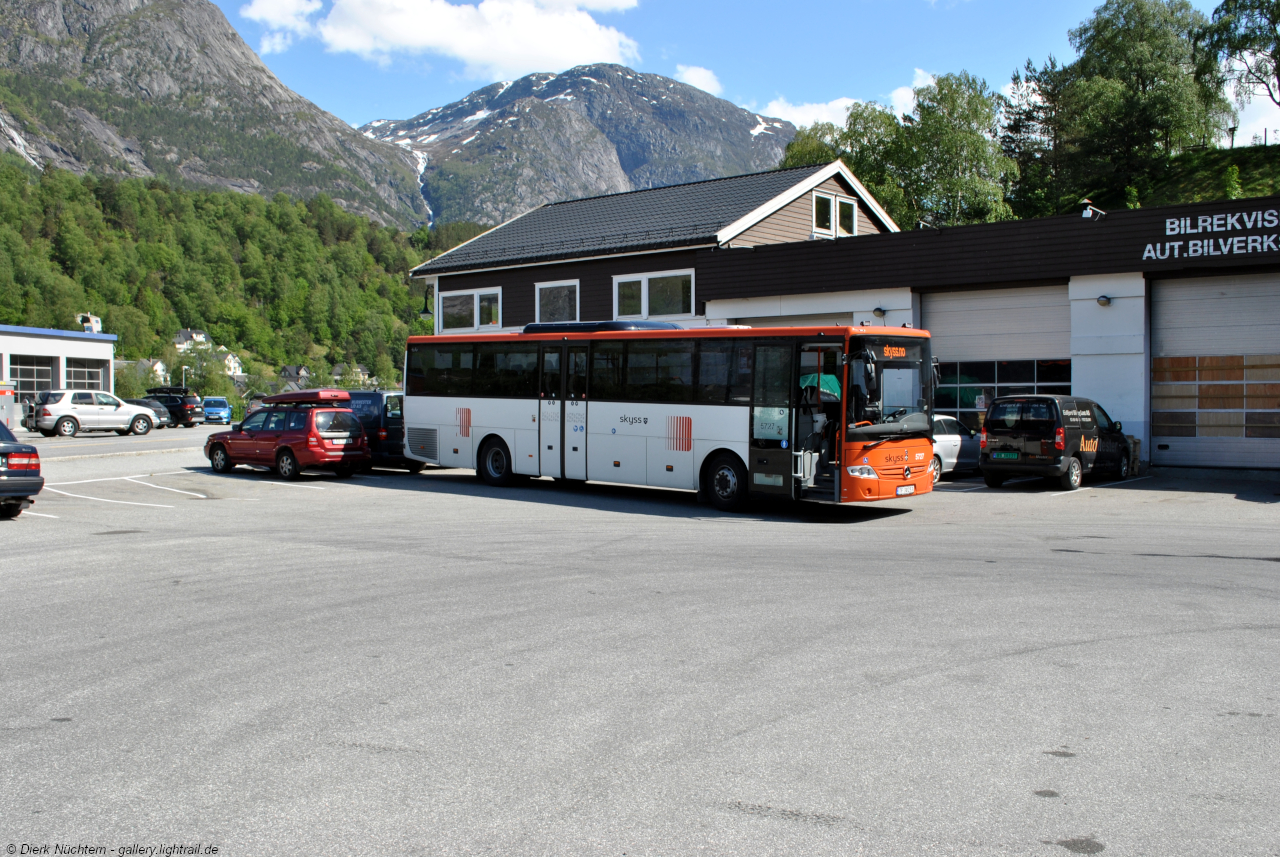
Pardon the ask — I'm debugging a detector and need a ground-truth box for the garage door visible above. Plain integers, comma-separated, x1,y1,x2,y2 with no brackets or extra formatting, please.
922,285,1070,361
922,286,1072,431
1151,274,1280,469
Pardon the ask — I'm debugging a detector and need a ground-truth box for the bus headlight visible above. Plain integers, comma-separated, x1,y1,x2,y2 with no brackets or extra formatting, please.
846,465,877,478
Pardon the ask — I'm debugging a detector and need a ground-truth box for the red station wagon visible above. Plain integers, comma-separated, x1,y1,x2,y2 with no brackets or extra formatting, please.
204,389,371,480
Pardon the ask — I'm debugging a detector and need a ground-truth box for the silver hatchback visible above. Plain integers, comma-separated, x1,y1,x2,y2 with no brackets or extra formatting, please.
32,390,158,437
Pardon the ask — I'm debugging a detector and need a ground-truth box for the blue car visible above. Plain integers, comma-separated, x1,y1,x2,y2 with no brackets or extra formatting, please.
202,397,232,424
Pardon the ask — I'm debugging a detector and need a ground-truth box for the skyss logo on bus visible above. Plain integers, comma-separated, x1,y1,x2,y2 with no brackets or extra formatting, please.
883,346,907,358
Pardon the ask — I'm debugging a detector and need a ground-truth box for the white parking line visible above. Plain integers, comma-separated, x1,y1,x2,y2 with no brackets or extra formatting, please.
261,482,326,490
1052,486,1094,497
23,512,59,518
43,488,173,508
124,478,207,498
49,474,156,486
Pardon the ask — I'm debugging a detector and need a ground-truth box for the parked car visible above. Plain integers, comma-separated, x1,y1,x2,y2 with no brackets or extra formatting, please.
125,398,172,429
202,397,232,424
979,395,1130,491
145,387,205,427
929,415,980,483
0,421,43,518
345,390,424,473
31,390,158,437
203,388,370,480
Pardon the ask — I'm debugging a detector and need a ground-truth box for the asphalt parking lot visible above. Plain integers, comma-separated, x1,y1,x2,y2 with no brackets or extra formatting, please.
2,436,1278,856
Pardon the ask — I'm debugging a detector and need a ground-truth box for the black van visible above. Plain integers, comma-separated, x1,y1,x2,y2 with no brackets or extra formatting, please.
979,395,1130,490
345,390,423,472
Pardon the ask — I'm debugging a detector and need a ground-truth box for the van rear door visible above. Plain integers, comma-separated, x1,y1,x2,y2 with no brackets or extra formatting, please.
985,399,1060,464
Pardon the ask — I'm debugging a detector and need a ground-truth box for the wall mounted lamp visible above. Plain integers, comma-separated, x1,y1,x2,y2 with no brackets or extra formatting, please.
1097,296,1112,307
872,307,886,318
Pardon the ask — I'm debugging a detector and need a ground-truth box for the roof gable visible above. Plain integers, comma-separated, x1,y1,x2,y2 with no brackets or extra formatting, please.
414,164,836,276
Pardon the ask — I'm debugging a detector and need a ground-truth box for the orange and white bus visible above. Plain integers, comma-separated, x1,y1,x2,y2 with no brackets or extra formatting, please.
402,322,935,510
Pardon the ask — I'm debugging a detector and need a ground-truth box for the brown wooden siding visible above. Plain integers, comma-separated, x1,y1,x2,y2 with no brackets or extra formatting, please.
857,200,883,235
436,250,702,328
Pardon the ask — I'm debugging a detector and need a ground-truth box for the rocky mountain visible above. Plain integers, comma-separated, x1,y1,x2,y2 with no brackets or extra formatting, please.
360,65,796,226
0,0,427,226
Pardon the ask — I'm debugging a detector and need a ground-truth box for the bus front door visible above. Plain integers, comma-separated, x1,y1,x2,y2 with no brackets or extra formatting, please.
540,347,562,478
564,345,588,480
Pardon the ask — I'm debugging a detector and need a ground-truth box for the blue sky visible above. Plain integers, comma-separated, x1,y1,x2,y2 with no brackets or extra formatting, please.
211,0,1280,141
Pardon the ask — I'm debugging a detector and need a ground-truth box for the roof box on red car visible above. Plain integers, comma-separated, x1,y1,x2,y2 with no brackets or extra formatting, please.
261,388,352,405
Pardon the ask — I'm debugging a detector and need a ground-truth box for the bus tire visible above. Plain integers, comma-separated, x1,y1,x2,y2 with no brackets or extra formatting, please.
706,452,747,512
478,437,514,487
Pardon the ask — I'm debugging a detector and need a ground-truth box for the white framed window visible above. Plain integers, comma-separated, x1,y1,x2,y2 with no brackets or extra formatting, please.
535,280,580,323
437,287,501,333
814,193,858,238
813,193,834,235
837,198,857,237
613,270,695,320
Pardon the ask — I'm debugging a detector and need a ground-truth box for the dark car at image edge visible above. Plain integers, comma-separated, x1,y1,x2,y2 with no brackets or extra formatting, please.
0,421,43,518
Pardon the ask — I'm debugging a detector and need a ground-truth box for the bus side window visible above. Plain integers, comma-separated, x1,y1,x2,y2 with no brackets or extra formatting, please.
406,345,428,396
697,339,732,403
591,341,625,400
476,343,537,398
428,343,474,396
627,339,693,403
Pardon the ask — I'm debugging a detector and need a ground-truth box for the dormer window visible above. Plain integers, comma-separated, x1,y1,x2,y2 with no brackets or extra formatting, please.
814,194,833,233
814,193,858,238
838,199,855,236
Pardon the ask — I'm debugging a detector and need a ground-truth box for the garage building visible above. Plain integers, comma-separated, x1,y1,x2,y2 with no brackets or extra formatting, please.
1,323,118,402
414,165,1280,471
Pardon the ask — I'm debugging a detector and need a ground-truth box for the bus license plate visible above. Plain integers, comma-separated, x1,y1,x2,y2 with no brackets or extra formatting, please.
896,485,914,496
992,452,1019,460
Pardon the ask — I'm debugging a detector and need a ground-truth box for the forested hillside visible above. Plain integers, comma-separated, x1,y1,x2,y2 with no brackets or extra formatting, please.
0,153,432,385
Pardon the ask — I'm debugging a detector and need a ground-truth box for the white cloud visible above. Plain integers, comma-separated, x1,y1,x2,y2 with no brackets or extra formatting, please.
313,0,640,80
762,96,858,127
889,68,935,118
675,65,722,96
241,0,322,34
259,31,295,54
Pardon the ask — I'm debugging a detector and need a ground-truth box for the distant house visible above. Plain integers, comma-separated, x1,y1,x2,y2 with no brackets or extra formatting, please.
215,349,244,376
280,365,310,385
173,329,211,352
138,358,168,382
78,313,103,333
114,358,167,383
333,363,371,384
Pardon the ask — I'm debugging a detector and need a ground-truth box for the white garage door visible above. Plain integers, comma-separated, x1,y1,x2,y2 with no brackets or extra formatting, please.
922,285,1070,362
1151,274,1280,469
922,286,1073,431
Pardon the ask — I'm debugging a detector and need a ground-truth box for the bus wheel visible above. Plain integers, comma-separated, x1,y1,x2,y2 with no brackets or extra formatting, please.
706,453,747,512
478,438,514,487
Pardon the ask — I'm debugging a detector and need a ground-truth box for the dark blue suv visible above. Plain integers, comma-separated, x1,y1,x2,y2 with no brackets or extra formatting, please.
345,391,423,472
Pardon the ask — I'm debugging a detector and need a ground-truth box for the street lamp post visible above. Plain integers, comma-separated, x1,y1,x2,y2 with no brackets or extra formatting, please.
182,366,189,389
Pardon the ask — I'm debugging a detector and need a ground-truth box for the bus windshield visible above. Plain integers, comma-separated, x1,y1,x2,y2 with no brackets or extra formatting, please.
847,336,933,441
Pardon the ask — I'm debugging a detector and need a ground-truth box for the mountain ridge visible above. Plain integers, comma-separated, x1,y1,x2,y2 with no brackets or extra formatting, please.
361,64,796,225
0,0,428,225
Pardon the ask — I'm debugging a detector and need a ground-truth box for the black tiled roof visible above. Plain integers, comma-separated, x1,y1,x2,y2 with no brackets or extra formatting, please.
413,164,830,275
